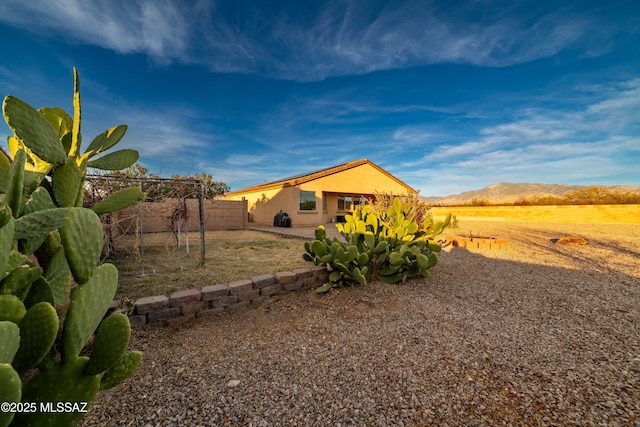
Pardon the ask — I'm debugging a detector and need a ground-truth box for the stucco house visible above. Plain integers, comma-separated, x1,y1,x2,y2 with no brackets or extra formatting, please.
223,159,417,227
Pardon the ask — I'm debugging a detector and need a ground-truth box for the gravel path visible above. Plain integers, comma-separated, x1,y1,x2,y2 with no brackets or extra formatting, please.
82,222,640,426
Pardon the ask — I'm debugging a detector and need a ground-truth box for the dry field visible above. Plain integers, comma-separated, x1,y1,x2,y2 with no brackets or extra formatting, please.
82,221,639,426
108,230,310,300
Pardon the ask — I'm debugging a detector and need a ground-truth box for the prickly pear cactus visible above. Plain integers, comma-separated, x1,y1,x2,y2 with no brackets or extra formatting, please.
0,68,143,426
304,197,450,291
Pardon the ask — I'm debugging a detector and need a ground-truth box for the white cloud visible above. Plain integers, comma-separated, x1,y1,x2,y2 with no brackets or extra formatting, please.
80,102,214,169
0,0,616,81
0,0,191,64
225,154,267,166
405,79,640,195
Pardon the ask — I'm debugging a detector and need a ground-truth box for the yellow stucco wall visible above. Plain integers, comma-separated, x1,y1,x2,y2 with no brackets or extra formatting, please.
430,204,640,225
225,163,414,227
225,187,289,225
302,163,412,194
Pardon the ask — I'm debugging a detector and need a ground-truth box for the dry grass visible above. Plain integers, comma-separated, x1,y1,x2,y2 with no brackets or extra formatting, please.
108,230,311,300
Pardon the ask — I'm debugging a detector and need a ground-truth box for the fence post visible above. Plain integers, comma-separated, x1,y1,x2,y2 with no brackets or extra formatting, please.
184,197,189,255
199,181,206,267
139,195,145,276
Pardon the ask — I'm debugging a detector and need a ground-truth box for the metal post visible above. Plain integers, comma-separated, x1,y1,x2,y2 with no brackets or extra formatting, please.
139,198,145,276
185,198,190,255
198,181,206,267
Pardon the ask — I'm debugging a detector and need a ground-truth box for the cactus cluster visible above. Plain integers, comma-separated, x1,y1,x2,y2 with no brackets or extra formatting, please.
0,69,143,427
304,198,450,292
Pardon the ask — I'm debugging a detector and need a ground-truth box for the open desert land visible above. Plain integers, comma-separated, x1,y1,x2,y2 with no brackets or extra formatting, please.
82,221,640,426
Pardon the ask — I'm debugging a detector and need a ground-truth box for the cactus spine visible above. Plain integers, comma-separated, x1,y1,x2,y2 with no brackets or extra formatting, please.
0,68,143,426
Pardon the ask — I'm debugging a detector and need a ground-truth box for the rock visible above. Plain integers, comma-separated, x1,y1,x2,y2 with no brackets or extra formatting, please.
555,236,588,245
226,379,241,388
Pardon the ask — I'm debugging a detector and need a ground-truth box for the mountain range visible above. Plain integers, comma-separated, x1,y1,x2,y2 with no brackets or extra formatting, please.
422,182,640,205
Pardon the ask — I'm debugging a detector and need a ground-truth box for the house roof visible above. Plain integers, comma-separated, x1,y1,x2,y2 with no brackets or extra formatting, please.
225,159,417,195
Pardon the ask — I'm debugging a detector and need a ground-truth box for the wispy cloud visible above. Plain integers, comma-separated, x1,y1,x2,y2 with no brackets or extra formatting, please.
78,98,216,175
225,154,267,166
268,1,593,79
0,0,619,81
0,0,191,64
405,79,640,194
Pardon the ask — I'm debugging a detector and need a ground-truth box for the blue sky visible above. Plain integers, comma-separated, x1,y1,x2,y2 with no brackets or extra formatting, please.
1,0,639,197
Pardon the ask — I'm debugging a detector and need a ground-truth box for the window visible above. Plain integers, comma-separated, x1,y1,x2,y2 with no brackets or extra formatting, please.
299,190,316,211
353,196,366,207
338,195,366,211
338,195,351,211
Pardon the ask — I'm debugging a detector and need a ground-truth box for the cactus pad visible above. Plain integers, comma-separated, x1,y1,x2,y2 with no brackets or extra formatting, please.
13,302,58,374
22,186,56,214
0,295,26,325
0,154,9,194
60,208,103,284
5,149,25,219
16,357,100,427
85,124,128,157
0,265,43,295
0,363,21,427
63,264,118,362
13,208,71,240
43,247,71,306
0,321,20,363
84,313,131,375
23,277,55,309
0,211,14,276
2,96,67,165
86,148,138,170
52,159,82,208
100,351,142,390
91,186,143,215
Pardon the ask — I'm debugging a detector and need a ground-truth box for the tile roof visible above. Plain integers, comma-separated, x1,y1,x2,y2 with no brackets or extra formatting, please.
225,159,416,195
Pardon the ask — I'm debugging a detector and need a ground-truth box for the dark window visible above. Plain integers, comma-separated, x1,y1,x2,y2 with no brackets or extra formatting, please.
300,190,316,211
338,195,352,211
338,195,366,211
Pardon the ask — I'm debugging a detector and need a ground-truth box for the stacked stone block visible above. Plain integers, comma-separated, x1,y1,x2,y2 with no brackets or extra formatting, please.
130,266,329,327
445,236,509,249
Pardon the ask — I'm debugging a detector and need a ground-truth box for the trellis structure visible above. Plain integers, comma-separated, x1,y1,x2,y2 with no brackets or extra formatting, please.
85,174,207,276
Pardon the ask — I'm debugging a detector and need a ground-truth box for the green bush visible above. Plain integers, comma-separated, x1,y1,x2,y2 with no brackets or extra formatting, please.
304,197,450,292
0,68,143,427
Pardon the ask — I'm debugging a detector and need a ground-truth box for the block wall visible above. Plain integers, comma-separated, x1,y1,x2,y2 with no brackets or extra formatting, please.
116,198,248,233
129,266,329,327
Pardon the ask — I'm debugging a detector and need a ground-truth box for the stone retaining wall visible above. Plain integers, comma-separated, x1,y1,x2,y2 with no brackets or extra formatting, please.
444,235,508,249
130,266,329,327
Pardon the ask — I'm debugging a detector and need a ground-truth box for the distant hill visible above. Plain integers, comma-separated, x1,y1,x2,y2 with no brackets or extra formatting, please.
423,182,640,205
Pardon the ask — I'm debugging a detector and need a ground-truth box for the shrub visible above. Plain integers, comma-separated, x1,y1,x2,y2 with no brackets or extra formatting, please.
304,197,450,292
367,192,433,226
0,68,143,426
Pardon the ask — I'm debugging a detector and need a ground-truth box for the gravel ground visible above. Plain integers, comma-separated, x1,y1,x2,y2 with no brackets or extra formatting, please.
81,221,640,426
